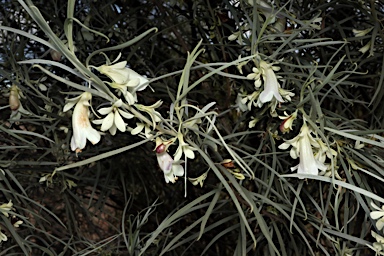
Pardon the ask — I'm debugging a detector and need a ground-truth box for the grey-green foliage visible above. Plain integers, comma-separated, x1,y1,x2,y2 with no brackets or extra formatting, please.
0,0,383,255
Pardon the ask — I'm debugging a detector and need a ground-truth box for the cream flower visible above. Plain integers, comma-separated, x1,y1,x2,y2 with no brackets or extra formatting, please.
241,91,261,111
370,201,384,231
353,27,373,37
314,138,337,164
11,216,23,228
278,110,298,133
108,68,149,105
95,60,130,84
135,100,162,127
367,231,384,255
246,67,262,88
358,41,371,54
279,88,295,101
0,200,13,217
63,92,101,152
279,122,327,177
155,137,184,183
93,99,133,135
188,171,208,187
131,122,152,138
174,133,196,161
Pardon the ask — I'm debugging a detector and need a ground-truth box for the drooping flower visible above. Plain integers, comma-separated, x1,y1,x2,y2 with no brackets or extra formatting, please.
155,137,184,183
278,122,327,177
93,99,133,135
370,201,384,231
278,110,298,133
63,92,100,153
257,60,284,106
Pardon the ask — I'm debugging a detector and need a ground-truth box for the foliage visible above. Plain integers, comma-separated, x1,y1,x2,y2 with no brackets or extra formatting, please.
0,0,384,255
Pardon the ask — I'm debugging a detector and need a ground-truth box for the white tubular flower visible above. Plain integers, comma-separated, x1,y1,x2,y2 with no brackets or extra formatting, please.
370,201,384,231
93,99,134,135
174,133,196,161
155,137,184,183
0,200,13,217
279,110,298,134
63,92,101,153
0,228,7,242
257,60,284,106
278,122,327,177
95,61,130,84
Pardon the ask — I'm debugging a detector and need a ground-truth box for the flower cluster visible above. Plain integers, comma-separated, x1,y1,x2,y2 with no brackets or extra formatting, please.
278,121,336,178
94,60,149,105
63,56,155,153
239,58,294,119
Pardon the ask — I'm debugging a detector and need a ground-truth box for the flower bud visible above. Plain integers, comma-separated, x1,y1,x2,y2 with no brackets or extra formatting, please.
9,85,20,111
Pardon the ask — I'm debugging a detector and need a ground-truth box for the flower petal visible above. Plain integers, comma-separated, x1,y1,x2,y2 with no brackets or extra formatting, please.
98,106,113,115
172,164,184,176
114,111,126,132
100,112,114,131
118,109,134,119
370,211,384,220
157,152,173,173
85,126,101,145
